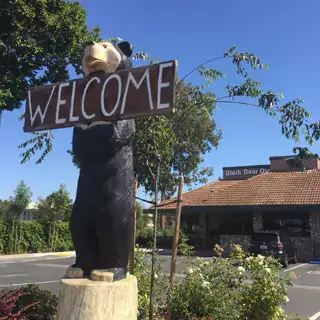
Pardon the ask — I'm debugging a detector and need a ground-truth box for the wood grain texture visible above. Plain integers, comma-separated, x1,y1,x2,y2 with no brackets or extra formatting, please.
65,266,84,279
24,60,177,132
90,270,114,282
56,275,138,320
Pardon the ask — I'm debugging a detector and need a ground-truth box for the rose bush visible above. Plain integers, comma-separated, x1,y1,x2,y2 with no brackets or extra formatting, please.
133,246,170,319
135,242,303,320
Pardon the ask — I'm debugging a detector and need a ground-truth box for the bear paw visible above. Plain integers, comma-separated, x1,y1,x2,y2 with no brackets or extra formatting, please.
64,265,84,279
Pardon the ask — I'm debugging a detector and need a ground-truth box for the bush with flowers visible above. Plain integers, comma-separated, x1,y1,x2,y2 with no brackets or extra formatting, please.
132,246,170,319
134,236,303,320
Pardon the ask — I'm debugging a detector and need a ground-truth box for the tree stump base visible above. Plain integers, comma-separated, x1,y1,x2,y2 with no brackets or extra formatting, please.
56,270,138,320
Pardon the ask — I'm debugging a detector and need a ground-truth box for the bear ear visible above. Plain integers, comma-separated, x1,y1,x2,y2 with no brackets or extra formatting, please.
118,41,133,58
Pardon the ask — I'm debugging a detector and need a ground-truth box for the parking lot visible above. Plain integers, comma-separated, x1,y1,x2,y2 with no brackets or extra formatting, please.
0,256,320,319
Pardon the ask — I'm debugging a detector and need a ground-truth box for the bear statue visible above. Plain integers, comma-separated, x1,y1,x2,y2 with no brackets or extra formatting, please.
69,40,135,281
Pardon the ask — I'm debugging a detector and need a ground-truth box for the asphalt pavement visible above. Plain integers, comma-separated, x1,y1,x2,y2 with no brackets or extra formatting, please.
0,255,320,319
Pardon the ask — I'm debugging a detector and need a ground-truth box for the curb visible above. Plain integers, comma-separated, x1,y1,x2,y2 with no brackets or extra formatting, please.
0,251,75,261
0,248,166,261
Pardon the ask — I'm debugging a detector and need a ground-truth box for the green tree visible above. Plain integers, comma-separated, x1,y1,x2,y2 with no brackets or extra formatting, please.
0,0,101,161
6,180,33,220
134,80,220,198
0,0,101,112
0,199,11,220
136,202,148,234
32,184,73,223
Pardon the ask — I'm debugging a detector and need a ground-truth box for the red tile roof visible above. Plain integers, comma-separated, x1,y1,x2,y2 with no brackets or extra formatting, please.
157,179,241,210
156,170,320,210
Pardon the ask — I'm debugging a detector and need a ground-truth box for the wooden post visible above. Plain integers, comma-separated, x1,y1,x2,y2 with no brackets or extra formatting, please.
169,176,184,283
130,180,138,275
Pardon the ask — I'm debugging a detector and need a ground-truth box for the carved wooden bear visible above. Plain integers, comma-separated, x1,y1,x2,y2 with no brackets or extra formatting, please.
69,41,135,281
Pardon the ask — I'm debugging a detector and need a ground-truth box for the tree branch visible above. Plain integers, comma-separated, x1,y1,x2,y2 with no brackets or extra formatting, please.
216,100,259,108
178,56,228,85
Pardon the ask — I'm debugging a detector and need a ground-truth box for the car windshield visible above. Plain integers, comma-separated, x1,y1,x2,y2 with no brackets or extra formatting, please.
251,233,278,242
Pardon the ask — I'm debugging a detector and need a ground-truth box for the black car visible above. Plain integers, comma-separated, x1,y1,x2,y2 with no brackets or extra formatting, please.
248,230,298,267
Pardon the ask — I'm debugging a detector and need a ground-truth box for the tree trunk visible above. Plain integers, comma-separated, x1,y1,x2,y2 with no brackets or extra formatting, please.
57,272,138,320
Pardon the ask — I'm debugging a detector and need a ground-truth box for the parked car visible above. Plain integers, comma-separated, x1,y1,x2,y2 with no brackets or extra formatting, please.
248,230,297,267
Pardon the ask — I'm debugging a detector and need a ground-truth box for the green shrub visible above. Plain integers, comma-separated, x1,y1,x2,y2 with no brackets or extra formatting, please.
0,222,8,253
19,221,47,253
45,222,73,252
134,243,302,320
14,285,58,319
134,246,169,319
0,221,73,254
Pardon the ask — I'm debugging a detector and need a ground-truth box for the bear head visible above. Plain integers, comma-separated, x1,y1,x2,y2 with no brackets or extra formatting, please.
82,41,133,77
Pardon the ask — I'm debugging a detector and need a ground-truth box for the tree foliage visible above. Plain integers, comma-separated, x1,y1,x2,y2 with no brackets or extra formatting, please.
0,0,101,162
136,202,148,233
3,180,33,220
134,80,221,198
0,200,11,220
32,184,73,223
0,0,100,112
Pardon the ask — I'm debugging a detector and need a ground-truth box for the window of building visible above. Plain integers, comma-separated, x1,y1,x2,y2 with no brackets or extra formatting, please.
218,219,253,235
263,215,310,237
181,215,200,234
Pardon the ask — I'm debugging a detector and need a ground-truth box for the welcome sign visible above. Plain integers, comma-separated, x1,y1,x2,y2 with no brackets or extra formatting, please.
24,60,177,132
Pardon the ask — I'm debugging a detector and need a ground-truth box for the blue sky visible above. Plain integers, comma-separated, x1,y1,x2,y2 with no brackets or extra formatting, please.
1,0,320,204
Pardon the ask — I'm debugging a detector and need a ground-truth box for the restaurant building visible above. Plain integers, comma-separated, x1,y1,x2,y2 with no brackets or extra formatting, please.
147,155,320,262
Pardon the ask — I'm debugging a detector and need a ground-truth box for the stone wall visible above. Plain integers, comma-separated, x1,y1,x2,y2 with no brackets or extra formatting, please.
310,212,320,241
291,237,313,262
220,234,312,262
309,212,320,258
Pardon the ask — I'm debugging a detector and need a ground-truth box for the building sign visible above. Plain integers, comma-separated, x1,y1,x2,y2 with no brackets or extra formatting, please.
24,60,177,132
223,165,270,180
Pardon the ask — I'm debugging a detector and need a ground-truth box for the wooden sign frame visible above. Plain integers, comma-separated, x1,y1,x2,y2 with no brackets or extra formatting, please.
24,60,178,132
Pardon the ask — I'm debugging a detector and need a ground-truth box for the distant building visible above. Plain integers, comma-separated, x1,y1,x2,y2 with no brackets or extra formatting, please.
146,154,320,262
20,202,38,221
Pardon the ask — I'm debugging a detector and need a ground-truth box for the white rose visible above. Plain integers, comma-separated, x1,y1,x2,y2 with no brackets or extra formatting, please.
284,296,289,303
185,267,193,275
154,273,158,280
238,266,245,273
202,280,210,288
265,268,271,273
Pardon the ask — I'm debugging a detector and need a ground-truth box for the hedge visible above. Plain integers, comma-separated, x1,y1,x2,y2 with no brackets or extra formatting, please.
0,220,175,254
0,221,73,254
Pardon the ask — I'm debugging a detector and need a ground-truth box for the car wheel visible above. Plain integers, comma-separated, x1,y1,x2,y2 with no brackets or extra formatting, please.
282,253,289,268
291,251,298,264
